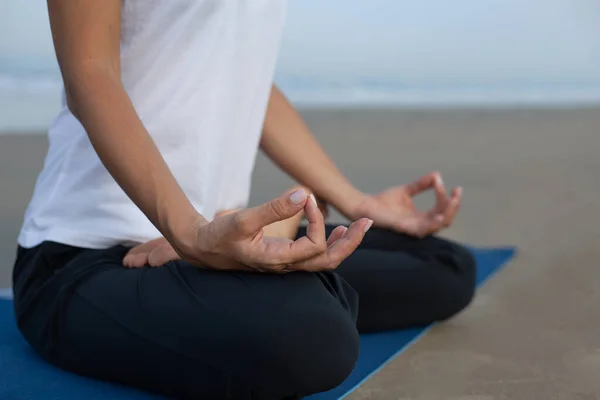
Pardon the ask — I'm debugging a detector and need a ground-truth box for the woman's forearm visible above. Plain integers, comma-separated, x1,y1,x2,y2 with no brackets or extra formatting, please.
66,66,203,245
260,85,365,217
47,0,201,248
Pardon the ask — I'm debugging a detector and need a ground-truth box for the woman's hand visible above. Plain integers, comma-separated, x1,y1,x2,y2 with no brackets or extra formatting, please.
125,188,372,272
348,172,462,238
123,237,180,268
124,190,326,268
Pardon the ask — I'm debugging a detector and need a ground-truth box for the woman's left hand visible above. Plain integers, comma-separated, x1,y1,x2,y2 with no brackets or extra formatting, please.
349,172,462,238
123,237,179,268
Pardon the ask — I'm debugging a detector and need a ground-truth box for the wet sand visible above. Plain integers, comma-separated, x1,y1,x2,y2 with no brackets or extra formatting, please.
2,107,600,399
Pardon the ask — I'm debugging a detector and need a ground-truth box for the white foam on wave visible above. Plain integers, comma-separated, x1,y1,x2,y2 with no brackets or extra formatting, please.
0,73,63,132
3,73,600,133
0,72,63,93
275,75,600,107
282,83,600,108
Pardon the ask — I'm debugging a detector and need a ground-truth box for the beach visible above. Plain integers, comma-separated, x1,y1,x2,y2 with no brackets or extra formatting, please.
2,106,600,399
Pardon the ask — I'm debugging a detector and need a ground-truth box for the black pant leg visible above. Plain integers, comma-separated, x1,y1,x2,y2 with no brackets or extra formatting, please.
297,226,476,333
14,243,360,399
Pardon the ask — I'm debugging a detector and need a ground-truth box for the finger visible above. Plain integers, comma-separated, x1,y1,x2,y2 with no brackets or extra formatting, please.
303,194,327,247
292,218,372,271
315,195,329,219
123,237,165,258
433,173,448,212
392,213,441,238
296,219,372,271
148,243,180,267
254,193,327,265
424,214,445,236
425,173,449,218
123,251,149,268
123,249,136,266
235,188,307,235
124,239,156,256
326,225,347,246
404,172,437,196
441,187,462,227
258,229,328,267
124,246,144,258
123,238,168,267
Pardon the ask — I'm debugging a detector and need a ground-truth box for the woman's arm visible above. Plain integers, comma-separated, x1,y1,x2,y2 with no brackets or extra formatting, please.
47,0,202,248
260,85,366,218
261,86,462,236
46,0,371,271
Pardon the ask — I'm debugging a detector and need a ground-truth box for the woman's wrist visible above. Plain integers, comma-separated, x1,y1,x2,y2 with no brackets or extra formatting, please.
321,183,367,221
162,205,209,257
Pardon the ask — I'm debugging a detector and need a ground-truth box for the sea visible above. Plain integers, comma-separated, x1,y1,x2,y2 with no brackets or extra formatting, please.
2,62,600,133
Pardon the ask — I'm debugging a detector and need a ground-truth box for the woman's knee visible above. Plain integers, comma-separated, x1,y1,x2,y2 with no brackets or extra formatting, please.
434,240,477,319
213,272,361,397
272,303,360,396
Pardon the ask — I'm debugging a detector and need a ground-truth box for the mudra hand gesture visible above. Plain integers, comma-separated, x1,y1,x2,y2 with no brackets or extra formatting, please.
124,188,373,271
349,172,462,238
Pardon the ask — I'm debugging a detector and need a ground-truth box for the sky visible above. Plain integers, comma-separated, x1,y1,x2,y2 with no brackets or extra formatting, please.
277,0,600,84
1,0,600,85
0,1,56,68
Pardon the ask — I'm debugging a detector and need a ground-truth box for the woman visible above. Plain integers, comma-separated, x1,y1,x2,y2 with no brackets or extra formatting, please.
13,1,475,398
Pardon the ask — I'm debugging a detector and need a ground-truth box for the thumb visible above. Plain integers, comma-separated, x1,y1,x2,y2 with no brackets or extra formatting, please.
235,188,308,235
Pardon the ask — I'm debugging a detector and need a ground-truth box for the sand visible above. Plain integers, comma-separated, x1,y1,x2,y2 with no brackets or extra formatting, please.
2,107,600,399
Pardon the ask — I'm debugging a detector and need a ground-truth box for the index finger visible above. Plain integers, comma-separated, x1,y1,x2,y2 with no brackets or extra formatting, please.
259,194,329,264
428,173,449,217
303,194,327,247
291,218,372,272
252,234,327,267
441,187,462,227
405,172,437,196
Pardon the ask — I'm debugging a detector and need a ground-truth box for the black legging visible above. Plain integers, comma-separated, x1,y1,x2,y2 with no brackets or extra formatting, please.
12,226,475,400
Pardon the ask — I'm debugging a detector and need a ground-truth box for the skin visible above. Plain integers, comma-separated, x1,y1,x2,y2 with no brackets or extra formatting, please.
259,85,462,235
125,91,462,268
124,188,332,267
47,0,372,273
48,0,462,271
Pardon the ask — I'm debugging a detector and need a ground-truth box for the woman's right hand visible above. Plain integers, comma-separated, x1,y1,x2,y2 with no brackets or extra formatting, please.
177,188,373,273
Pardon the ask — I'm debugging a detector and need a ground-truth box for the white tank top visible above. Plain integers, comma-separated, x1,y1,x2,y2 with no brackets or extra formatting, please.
18,0,287,249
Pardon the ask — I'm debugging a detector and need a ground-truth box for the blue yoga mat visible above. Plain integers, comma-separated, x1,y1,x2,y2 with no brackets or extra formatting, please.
306,246,516,399
0,247,515,400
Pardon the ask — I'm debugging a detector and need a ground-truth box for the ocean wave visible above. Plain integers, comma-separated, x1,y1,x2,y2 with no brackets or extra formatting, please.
0,72,63,132
3,74,600,132
3,71,599,106
278,82,600,107
0,73,63,94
